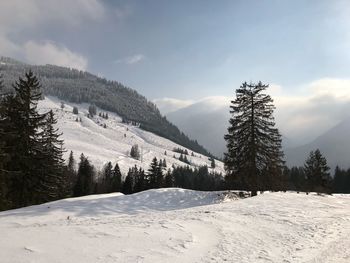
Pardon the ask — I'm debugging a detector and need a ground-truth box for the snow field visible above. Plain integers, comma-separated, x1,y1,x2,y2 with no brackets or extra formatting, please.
38,96,224,175
0,189,349,262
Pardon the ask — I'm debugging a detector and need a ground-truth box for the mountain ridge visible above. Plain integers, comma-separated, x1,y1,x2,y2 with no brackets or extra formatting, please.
0,56,214,158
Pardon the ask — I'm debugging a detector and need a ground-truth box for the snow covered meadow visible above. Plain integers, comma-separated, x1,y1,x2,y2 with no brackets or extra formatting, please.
0,189,349,262
37,96,224,175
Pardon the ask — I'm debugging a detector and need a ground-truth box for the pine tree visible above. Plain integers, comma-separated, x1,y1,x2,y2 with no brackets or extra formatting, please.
134,167,146,192
162,158,167,168
164,169,174,187
74,154,95,197
148,157,159,189
304,149,331,194
156,161,164,188
2,71,47,207
73,106,78,114
123,168,135,194
0,74,11,210
111,163,122,192
130,144,140,160
88,104,96,116
224,82,284,196
333,166,349,193
67,151,77,194
102,161,113,193
35,110,67,202
211,158,216,169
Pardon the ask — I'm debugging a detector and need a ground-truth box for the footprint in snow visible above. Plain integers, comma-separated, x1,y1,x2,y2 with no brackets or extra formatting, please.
24,246,39,253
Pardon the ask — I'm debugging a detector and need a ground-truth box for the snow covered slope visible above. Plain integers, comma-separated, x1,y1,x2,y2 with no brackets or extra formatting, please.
0,189,349,262
37,96,224,174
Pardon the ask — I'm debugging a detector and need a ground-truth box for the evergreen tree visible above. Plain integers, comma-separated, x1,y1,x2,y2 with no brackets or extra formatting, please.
130,144,140,160
179,153,184,162
333,166,350,193
111,163,122,192
162,158,167,168
35,110,67,202
73,106,78,114
88,104,96,116
156,161,164,188
67,151,77,195
211,158,216,169
164,169,174,187
0,74,11,210
224,82,284,196
134,167,146,193
289,166,306,192
101,161,113,193
74,154,95,196
304,149,331,193
148,157,159,189
123,168,135,194
2,71,47,207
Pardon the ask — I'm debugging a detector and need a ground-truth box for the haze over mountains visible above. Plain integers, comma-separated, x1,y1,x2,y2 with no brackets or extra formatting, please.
159,95,350,171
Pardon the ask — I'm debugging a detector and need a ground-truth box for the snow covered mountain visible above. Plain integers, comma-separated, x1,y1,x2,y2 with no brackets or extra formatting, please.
285,117,350,171
38,96,224,174
0,56,213,158
1,188,349,262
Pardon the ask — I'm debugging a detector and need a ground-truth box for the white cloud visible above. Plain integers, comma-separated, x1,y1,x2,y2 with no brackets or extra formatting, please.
23,41,88,70
153,97,194,114
0,0,105,33
0,0,105,68
114,54,146,65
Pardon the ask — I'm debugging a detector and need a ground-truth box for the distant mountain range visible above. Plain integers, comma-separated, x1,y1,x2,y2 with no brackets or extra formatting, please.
167,97,230,158
285,117,350,171
0,56,213,158
166,98,350,171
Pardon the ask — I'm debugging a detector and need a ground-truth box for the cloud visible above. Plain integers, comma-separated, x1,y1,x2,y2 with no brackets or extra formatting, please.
0,0,105,69
273,79,350,145
114,54,145,65
23,41,88,70
0,0,105,33
153,97,194,114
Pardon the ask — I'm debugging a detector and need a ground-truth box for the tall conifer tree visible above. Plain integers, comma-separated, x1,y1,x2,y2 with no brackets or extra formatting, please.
224,82,284,196
3,71,47,206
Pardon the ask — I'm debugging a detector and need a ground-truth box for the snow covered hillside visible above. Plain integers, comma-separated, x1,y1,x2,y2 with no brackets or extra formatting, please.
37,96,224,174
0,189,349,262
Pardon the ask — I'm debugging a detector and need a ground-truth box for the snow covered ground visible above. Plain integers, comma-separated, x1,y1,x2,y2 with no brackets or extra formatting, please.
37,96,224,175
1,189,349,262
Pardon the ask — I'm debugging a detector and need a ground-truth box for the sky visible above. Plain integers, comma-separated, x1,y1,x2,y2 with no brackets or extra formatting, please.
1,0,350,144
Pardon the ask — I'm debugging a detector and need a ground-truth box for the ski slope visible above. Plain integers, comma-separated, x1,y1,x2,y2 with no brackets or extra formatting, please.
37,96,224,174
0,189,349,262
